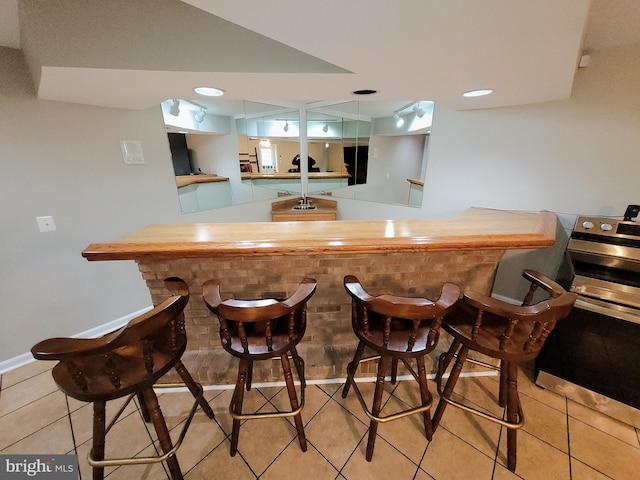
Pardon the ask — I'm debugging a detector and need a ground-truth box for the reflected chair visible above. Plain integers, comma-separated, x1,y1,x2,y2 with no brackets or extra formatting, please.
202,277,317,456
432,270,577,472
341,275,460,461
31,277,214,480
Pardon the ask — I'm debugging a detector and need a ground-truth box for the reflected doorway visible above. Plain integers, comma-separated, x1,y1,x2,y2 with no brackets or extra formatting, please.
344,146,368,185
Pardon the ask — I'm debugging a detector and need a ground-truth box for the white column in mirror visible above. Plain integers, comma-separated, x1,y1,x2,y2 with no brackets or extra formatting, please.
120,140,145,164
299,107,308,198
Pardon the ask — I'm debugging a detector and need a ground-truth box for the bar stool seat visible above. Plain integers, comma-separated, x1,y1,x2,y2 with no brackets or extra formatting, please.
432,269,577,472
341,275,460,461
31,277,214,480
202,277,317,456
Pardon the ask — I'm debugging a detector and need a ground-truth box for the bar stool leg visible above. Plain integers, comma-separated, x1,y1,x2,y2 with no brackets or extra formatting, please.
290,347,306,389
281,353,307,452
366,355,389,461
432,344,468,430
391,358,399,384
174,360,215,419
141,388,183,480
230,359,249,456
416,355,433,441
498,360,508,407
137,393,151,422
435,339,462,387
342,340,366,398
246,361,254,391
505,361,519,472
91,401,106,480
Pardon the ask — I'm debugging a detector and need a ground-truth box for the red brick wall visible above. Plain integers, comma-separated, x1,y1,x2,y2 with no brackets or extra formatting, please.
138,250,504,385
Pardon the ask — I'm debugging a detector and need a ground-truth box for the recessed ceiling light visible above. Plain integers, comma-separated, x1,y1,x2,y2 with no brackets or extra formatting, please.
194,86,225,97
462,89,493,98
352,89,378,95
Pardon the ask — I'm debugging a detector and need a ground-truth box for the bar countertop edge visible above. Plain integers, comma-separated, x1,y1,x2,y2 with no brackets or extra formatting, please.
82,207,557,261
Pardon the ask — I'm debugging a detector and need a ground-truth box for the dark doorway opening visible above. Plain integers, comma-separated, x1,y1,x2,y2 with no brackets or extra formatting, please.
343,146,368,186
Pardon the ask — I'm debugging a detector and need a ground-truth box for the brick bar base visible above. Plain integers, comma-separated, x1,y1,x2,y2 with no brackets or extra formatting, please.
138,250,505,386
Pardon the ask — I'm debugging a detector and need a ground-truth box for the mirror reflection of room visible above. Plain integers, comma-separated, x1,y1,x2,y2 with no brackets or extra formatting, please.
162,100,433,213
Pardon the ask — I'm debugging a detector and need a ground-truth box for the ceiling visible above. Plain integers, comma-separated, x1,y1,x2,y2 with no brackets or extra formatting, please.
1,0,640,113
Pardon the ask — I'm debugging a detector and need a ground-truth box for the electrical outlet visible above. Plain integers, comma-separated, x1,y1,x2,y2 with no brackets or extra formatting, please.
36,216,56,232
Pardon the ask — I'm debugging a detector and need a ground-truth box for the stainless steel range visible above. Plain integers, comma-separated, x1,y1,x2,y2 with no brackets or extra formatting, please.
536,205,640,427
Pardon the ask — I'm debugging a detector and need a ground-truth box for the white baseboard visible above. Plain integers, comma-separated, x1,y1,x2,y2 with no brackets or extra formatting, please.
0,306,153,375
154,370,500,394
492,293,519,304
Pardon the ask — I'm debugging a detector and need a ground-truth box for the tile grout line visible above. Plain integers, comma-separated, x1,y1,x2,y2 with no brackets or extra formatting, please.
3,361,639,480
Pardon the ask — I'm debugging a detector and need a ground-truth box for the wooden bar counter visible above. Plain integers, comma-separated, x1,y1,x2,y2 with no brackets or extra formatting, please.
82,208,556,385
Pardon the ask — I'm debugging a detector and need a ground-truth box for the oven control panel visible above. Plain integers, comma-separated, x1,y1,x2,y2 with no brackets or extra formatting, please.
574,216,640,239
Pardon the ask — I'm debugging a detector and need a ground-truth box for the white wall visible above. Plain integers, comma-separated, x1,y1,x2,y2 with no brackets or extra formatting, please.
422,44,640,220
340,43,640,299
2,41,640,365
365,134,426,205
186,129,254,205
0,47,272,366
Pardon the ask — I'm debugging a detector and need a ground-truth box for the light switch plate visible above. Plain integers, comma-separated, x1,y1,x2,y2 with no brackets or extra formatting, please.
121,140,145,164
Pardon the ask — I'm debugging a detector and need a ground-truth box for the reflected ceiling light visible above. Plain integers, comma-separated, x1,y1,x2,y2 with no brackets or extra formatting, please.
260,139,271,147
394,112,405,128
169,99,180,116
284,120,289,132
462,89,493,98
194,86,225,97
194,108,206,123
325,142,329,148
323,123,329,133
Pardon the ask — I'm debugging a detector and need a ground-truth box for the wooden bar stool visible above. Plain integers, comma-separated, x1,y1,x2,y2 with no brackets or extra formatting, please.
341,275,460,461
432,270,577,472
31,277,214,480
202,277,317,456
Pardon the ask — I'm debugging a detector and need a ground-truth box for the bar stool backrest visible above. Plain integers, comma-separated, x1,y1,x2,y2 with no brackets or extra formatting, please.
203,278,317,359
453,270,578,359
31,282,190,401
344,275,460,356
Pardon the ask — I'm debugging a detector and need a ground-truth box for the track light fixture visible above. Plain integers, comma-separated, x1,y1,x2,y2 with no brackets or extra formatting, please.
393,100,432,127
168,98,208,121
169,99,180,116
323,123,329,133
284,120,289,132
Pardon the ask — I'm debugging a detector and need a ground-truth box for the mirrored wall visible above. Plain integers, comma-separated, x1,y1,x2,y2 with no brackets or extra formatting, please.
162,99,433,213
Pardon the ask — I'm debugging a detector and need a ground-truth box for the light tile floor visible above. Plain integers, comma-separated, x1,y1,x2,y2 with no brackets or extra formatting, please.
1,359,639,479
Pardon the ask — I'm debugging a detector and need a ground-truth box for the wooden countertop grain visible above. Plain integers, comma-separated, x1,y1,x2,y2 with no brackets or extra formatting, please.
82,208,557,261
176,174,229,188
